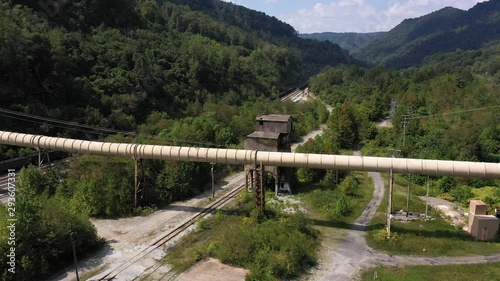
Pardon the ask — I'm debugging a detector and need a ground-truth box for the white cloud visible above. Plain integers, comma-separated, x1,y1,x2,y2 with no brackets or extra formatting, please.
280,0,488,33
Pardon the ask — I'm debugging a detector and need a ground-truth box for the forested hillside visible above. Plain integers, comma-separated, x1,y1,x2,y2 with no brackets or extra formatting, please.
353,0,500,68
310,42,500,211
312,44,500,162
0,0,349,139
0,1,347,279
299,32,385,52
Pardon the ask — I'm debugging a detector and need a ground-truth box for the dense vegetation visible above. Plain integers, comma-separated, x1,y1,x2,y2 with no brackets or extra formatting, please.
0,0,348,144
0,167,101,281
311,42,500,241
311,46,500,163
353,0,500,68
299,32,385,52
167,193,320,281
0,0,346,279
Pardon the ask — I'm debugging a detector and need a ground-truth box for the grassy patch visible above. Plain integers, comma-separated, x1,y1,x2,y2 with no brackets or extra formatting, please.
165,171,375,280
360,262,500,281
296,171,375,227
366,174,500,256
165,192,320,281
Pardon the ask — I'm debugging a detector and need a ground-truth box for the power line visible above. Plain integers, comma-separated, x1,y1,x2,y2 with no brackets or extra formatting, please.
408,105,500,120
0,108,229,148
0,107,133,135
0,113,113,136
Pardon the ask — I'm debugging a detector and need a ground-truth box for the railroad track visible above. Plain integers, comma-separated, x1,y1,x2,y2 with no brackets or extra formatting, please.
281,89,303,102
0,159,71,203
94,184,246,281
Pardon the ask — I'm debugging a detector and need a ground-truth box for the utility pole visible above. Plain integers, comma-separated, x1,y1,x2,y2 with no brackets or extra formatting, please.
68,224,80,281
406,174,411,217
387,149,400,237
401,108,414,218
390,100,397,118
134,158,140,208
401,114,410,150
210,162,215,198
425,175,430,218
387,168,393,237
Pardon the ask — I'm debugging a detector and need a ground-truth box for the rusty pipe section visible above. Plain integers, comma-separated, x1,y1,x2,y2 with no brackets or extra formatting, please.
1,131,499,179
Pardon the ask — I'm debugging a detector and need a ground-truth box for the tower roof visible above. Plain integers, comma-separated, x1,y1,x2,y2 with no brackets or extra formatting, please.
256,114,292,122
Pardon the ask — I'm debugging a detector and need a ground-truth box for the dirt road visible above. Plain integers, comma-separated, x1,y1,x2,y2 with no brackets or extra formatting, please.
308,161,500,280
308,153,386,281
291,125,326,151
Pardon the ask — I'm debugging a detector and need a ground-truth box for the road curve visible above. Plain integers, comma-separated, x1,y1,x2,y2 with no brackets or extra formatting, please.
309,152,386,281
309,154,500,281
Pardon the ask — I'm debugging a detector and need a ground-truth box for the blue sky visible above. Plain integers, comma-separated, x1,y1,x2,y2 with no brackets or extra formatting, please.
222,0,487,33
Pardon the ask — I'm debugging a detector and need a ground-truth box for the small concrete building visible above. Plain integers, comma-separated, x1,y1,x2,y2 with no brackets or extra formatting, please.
468,200,500,241
255,115,292,148
256,114,292,134
244,114,293,194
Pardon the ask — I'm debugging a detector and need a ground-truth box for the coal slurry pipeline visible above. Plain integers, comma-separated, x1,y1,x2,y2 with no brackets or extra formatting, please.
1,131,500,179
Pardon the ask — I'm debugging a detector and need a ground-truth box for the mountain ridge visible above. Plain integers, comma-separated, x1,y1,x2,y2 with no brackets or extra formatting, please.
298,32,385,52
352,0,500,68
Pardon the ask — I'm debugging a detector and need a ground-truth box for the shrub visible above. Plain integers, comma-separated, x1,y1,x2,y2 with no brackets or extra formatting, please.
320,170,338,189
437,177,458,193
208,212,318,281
451,185,473,205
334,195,353,217
339,175,360,196
196,217,208,231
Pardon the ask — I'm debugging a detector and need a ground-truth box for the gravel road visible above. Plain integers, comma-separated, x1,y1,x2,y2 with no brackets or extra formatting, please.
308,152,500,281
291,125,326,151
308,159,386,281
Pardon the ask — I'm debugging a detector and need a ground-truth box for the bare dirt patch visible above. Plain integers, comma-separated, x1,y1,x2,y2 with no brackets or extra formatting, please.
376,119,393,128
419,196,468,231
174,258,249,281
268,195,308,214
48,172,245,281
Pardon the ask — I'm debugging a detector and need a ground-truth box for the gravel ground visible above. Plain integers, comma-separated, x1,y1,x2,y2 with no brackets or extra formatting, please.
420,196,468,230
291,125,326,151
47,172,246,281
307,168,386,281
174,258,249,281
377,120,393,128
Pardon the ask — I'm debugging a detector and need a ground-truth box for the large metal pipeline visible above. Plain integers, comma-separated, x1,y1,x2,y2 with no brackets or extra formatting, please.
1,131,499,179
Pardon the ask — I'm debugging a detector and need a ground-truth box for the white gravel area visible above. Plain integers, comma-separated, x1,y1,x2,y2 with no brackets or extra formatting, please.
47,172,246,281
